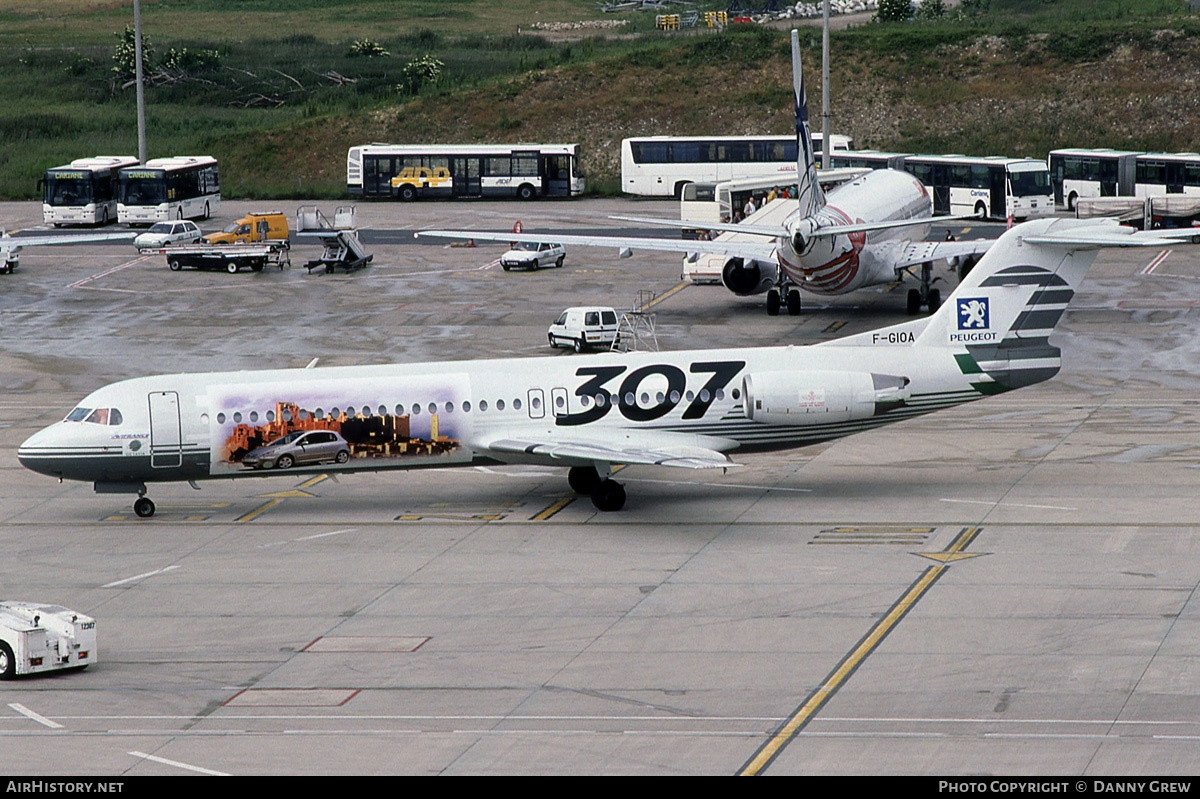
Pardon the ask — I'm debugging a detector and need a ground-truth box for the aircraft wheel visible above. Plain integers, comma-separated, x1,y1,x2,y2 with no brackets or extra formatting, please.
927,288,942,314
907,288,922,315
766,289,781,316
133,497,156,518
276,454,294,469
786,288,802,316
568,465,602,495
590,479,626,512
0,641,14,679
335,450,350,464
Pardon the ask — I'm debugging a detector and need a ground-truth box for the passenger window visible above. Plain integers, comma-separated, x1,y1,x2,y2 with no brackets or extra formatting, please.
585,313,599,325
602,311,617,325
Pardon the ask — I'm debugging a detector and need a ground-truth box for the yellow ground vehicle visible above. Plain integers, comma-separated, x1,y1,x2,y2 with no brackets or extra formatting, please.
203,211,289,245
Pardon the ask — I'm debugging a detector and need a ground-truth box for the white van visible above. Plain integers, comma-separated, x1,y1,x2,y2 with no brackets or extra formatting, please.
548,306,619,353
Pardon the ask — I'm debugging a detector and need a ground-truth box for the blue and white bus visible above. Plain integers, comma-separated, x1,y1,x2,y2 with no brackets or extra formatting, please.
347,143,584,201
904,155,1054,221
620,133,853,198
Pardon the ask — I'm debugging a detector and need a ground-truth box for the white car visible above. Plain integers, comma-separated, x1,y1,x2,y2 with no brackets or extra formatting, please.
501,242,565,271
548,306,619,353
134,220,203,250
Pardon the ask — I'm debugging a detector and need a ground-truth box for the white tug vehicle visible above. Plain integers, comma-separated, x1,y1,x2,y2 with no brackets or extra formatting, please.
0,601,97,678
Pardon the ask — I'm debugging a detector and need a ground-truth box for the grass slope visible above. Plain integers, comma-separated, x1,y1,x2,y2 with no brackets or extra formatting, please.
1,1,1198,199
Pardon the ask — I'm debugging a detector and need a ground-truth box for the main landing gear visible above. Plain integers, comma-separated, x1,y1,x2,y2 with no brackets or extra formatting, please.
906,261,943,316
766,283,802,317
568,465,626,512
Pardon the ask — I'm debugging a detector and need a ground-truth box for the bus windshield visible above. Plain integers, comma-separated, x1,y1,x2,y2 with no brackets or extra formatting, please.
119,176,167,205
44,175,93,206
1009,168,1051,197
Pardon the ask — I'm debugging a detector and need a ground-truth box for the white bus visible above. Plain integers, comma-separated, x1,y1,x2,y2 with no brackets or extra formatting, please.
117,156,221,225
620,133,853,198
1047,148,1139,210
827,150,912,172
1135,153,1200,198
40,156,139,226
346,143,584,200
903,155,1054,221
679,174,796,236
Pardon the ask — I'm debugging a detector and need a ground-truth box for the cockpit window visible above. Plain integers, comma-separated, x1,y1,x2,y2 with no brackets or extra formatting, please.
68,407,123,425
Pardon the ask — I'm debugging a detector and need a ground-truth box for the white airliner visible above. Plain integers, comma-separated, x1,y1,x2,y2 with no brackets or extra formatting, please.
1,229,136,273
18,217,1199,517
419,30,988,317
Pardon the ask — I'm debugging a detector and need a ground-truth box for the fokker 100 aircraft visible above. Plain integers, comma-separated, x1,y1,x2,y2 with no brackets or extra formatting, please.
419,30,989,317
18,217,1198,517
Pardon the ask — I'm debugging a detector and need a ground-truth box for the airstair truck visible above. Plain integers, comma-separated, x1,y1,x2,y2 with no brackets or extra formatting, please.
0,601,97,678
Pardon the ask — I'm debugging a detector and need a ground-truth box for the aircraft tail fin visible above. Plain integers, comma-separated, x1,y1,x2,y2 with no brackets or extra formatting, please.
916,217,1197,391
791,29,825,219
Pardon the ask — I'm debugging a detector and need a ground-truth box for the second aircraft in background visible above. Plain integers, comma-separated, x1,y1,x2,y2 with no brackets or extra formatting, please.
420,30,990,317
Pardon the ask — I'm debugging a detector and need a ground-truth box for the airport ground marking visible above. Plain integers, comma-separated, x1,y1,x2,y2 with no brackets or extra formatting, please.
1141,250,1171,275
128,751,230,776
237,475,328,521
67,255,153,290
738,526,982,776
8,703,63,729
639,281,689,311
103,564,180,589
531,496,576,520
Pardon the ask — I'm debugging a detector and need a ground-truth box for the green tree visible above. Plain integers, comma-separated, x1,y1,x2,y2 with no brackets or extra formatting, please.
876,0,914,22
111,25,152,82
915,0,947,20
399,54,444,95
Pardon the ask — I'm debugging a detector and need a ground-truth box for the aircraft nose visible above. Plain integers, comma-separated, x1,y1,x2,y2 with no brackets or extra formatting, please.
18,424,65,478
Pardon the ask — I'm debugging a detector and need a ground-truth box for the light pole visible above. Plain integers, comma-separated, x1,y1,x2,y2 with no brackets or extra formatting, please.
134,0,147,164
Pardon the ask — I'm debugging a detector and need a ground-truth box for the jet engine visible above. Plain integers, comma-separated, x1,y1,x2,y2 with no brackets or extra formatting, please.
721,258,776,296
742,370,910,426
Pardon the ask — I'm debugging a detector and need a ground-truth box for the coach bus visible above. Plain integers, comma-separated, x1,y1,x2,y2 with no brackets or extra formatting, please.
903,155,1054,221
620,133,852,198
346,143,584,200
40,156,139,226
117,156,221,225
827,150,912,172
1134,152,1200,198
1047,148,1139,210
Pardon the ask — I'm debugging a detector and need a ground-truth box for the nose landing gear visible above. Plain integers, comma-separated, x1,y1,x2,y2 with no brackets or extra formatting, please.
133,496,156,518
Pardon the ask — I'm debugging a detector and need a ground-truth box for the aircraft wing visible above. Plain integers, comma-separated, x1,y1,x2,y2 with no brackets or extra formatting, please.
608,211,973,240
892,239,994,271
417,229,779,262
1,231,137,253
475,428,741,470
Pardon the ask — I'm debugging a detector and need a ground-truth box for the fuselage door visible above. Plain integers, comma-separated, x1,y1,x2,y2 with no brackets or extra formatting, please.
527,388,545,419
550,387,569,418
148,391,182,468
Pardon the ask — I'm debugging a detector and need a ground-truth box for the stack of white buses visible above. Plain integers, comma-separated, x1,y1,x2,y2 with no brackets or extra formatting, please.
41,156,221,226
